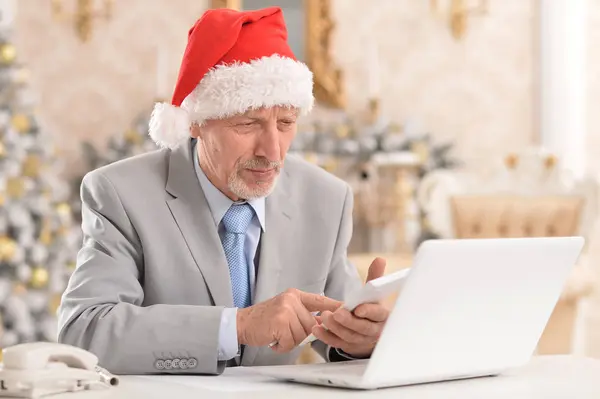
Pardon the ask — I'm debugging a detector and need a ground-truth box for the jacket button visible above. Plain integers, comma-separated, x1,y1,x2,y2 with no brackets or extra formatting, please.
187,358,198,369
179,359,188,370
155,360,165,370
172,358,180,369
164,360,173,369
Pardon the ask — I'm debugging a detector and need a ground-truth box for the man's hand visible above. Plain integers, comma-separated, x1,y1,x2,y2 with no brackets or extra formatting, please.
312,257,389,358
237,288,341,353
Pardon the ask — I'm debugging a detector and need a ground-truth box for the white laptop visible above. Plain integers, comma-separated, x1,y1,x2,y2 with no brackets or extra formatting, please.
252,237,585,390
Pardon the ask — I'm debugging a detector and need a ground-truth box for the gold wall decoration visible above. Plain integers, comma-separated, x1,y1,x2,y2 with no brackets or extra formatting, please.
51,0,114,42
210,0,345,109
430,0,488,40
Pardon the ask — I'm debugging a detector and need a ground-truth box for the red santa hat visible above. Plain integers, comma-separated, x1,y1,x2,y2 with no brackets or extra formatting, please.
149,6,314,149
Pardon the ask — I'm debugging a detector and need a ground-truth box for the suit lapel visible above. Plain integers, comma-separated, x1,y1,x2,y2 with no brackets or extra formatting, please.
242,169,294,366
165,141,233,308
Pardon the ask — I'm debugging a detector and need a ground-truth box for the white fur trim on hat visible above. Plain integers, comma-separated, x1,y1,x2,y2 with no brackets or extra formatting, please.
148,54,314,149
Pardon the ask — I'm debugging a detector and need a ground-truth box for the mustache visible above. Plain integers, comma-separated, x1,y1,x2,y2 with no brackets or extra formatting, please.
240,158,281,169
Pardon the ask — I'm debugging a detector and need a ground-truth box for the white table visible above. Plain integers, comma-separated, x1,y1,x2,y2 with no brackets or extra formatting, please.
55,355,600,398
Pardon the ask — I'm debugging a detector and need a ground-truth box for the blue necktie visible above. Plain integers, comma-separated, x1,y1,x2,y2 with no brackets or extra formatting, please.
221,203,255,308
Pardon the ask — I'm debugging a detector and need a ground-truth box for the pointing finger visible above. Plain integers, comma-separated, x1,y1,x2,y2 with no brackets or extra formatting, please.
298,291,342,313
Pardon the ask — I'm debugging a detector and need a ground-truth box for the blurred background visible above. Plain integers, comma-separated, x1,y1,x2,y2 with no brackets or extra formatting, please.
1,0,599,362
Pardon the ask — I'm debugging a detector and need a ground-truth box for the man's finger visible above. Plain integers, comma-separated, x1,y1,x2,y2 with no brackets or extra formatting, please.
333,308,381,336
321,311,368,344
298,291,342,313
312,324,346,349
366,257,386,282
353,303,389,323
292,300,319,335
289,317,308,346
274,325,297,353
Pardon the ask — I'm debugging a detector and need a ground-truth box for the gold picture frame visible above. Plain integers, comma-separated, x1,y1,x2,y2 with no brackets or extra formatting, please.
210,0,345,109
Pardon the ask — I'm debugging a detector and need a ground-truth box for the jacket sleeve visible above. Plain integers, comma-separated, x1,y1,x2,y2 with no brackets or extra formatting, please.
311,184,363,361
57,170,226,375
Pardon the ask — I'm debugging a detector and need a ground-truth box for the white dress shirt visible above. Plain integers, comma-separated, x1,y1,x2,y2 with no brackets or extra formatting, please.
192,142,265,361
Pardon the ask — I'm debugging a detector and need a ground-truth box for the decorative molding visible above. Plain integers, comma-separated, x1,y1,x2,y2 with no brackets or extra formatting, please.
210,0,241,9
209,0,346,109
305,0,345,109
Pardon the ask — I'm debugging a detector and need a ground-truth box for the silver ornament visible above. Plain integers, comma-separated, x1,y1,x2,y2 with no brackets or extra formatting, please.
0,212,8,234
12,245,26,264
3,159,22,177
3,295,36,341
17,228,35,248
24,291,48,313
8,203,31,228
337,139,360,156
380,133,406,152
358,136,378,153
16,263,32,283
30,243,49,264
0,278,12,303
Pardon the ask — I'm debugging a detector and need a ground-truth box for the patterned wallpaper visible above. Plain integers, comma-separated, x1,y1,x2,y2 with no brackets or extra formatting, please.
13,0,536,174
14,0,211,172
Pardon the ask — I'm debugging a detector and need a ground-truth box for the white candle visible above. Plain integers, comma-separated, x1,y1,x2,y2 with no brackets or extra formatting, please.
366,38,381,99
0,0,16,29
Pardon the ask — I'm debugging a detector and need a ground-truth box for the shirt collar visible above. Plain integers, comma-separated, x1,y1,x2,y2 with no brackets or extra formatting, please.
192,140,266,231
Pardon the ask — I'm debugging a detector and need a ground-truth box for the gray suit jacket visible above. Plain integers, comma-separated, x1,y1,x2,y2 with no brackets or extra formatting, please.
57,139,362,375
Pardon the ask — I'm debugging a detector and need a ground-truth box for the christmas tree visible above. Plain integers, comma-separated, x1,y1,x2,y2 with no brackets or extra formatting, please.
70,106,159,221
0,25,78,350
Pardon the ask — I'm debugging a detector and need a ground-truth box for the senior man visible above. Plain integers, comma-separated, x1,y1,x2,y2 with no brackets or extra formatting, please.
58,6,389,375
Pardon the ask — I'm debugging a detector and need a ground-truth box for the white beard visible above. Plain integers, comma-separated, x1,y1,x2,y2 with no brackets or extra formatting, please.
228,171,280,200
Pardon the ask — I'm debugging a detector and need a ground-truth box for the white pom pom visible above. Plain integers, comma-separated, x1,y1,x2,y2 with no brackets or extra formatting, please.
148,102,191,149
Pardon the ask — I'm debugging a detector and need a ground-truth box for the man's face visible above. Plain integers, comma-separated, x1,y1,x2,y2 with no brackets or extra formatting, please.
193,106,299,200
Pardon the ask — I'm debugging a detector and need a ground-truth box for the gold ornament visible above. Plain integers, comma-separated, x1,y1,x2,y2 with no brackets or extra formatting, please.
23,154,42,178
11,114,31,133
124,129,143,145
0,43,17,64
410,141,430,164
56,202,72,219
304,153,318,164
49,293,63,314
6,177,25,198
544,154,557,170
30,267,49,289
39,221,53,246
55,226,68,237
335,124,350,139
322,158,338,173
12,282,27,296
0,236,17,262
